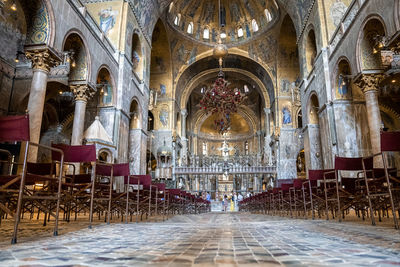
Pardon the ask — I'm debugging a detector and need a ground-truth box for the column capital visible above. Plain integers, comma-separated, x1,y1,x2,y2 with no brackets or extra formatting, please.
181,109,188,117
70,84,96,102
264,107,271,115
25,46,61,73
354,73,385,94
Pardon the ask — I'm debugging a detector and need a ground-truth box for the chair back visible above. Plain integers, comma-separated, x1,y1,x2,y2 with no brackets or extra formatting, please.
27,162,54,175
308,169,334,181
153,183,166,191
381,131,400,152
281,183,292,191
335,156,372,171
0,115,30,142
113,163,130,177
293,179,304,189
52,144,96,163
96,164,113,176
168,189,181,195
137,175,152,187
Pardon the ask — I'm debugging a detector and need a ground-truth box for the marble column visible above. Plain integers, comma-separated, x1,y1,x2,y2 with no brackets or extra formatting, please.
355,74,384,167
181,109,188,165
25,47,60,162
70,84,95,145
263,108,273,165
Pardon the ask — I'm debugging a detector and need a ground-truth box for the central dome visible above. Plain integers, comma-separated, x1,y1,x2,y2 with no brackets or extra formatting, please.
167,0,279,46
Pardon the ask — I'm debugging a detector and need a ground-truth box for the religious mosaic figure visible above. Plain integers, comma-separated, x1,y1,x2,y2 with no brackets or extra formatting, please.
132,51,140,70
99,7,118,36
330,0,348,27
160,84,166,96
337,74,349,97
159,108,169,127
282,107,292,124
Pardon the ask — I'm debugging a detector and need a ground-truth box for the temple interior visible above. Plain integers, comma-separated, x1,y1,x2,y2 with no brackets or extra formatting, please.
1,0,400,266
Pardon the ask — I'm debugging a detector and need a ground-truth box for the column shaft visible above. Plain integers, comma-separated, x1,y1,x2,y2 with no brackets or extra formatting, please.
27,70,48,162
71,100,87,145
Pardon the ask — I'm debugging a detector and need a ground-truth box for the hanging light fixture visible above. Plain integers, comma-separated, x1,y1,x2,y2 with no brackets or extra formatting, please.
199,0,246,134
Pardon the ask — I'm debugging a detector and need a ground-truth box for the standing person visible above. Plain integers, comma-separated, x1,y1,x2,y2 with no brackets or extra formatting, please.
206,192,211,202
233,192,238,210
238,193,243,202
223,195,228,212
221,194,225,211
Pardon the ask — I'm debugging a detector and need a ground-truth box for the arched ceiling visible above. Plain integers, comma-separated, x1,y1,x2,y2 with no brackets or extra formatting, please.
176,54,274,108
167,0,279,46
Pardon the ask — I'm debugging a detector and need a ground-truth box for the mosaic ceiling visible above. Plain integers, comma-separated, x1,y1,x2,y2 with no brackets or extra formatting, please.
167,0,279,46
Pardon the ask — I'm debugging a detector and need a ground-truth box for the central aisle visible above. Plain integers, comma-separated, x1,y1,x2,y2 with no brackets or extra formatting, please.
1,213,400,266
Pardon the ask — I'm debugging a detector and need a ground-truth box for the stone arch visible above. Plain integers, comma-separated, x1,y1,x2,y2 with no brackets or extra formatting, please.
356,15,388,73
178,68,272,113
129,98,142,130
305,25,318,73
307,92,320,125
41,0,56,47
304,91,323,170
95,65,115,106
62,30,91,82
98,148,113,163
333,57,352,100
132,31,144,79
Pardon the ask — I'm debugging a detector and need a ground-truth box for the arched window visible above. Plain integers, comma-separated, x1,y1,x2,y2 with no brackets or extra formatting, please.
187,22,194,34
168,2,174,13
264,9,272,22
252,19,259,32
245,141,249,155
203,27,210,39
174,14,181,26
237,27,244,38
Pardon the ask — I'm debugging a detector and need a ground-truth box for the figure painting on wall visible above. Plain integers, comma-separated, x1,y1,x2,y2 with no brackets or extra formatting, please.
337,74,349,98
99,7,118,36
132,50,140,70
160,84,166,96
282,107,292,124
159,108,169,127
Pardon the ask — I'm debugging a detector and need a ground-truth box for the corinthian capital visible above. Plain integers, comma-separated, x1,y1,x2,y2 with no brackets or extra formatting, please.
70,84,96,102
25,47,60,73
354,73,385,94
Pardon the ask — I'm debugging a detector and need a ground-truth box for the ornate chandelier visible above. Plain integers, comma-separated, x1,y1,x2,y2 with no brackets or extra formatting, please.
200,70,244,134
199,0,246,134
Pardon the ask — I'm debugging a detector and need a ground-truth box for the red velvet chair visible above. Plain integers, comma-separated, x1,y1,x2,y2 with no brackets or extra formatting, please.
0,115,64,244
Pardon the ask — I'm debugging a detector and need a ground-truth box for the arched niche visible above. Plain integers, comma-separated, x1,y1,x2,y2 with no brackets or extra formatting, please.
308,93,320,125
129,99,141,129
305,92,323,170
335,59,352,99
63,33,88,82
148,111,154,131
278,14,300,95
96,67,114,106
150,19,172,103
98,148,113,163
132,33,143,79
359,18,386,71
306,28,317,73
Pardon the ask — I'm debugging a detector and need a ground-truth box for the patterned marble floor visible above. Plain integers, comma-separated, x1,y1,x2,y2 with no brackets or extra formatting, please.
1,212,400,266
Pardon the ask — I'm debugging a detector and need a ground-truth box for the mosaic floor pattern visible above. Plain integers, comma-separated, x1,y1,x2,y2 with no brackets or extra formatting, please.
1,212,400,266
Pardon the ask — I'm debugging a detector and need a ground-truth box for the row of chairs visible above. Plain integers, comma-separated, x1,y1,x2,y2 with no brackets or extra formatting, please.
240,131,400,229
0,115,210,244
